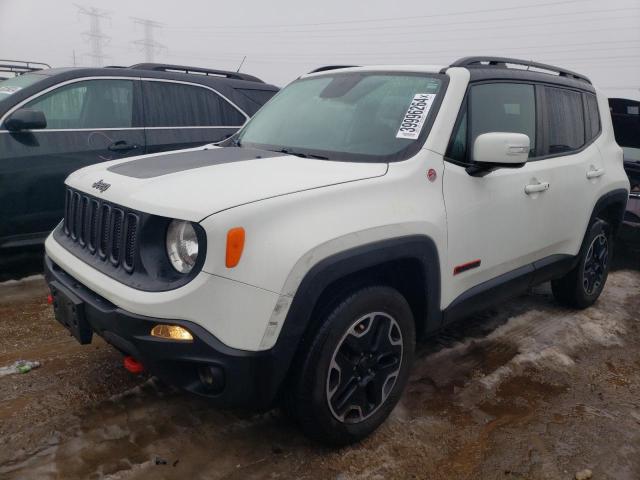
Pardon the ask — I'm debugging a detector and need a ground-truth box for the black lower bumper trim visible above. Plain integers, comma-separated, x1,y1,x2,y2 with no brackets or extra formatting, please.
44,255,284,409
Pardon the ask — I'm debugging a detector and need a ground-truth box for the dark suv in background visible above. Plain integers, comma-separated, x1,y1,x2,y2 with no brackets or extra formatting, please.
0,63,278,251
609,98,640,250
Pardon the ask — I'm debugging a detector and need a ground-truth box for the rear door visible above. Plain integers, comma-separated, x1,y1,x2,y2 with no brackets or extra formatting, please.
0,77,144,248
532,85,601,259
141,80,248,154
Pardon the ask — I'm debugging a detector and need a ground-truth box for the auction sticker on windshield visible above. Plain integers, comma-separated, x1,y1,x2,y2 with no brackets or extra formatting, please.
396,93,436,140
0,86,22,96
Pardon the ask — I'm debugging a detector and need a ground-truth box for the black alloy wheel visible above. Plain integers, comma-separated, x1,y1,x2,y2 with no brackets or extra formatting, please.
582,232,608,295
326,312,403,423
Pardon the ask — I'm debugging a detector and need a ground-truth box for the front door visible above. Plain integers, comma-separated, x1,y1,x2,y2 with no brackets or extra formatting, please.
442,82,552,309
0,78,144,248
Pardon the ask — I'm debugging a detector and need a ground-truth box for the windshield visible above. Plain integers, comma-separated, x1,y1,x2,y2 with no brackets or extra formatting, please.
237,71,444,162
0,73,43,101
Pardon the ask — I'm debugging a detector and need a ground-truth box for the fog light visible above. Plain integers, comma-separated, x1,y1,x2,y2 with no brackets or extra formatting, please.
198,365,225,393
150,324,194,341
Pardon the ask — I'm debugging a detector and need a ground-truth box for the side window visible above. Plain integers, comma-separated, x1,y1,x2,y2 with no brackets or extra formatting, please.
470,83,536,157
235,88,277,110
143,81,246,127
446,83,536,162
584,93,601,142
24,79,134,129
544,86,585,155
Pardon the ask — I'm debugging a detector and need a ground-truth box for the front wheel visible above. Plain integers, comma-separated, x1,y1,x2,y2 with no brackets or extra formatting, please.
552,219,611,308
285,286,415,446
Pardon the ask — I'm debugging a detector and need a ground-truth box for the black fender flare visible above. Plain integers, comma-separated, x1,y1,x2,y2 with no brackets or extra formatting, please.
267,235,442,399
559,187,628,273
589,188,629,231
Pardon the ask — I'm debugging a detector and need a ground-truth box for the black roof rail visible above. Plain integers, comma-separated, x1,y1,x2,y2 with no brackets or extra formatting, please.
0,59,51,76
308,65,360,74
128,63,264,83
449,56,591,84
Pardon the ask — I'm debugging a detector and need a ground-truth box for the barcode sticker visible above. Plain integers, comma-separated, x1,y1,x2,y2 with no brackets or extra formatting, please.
396,93,436,140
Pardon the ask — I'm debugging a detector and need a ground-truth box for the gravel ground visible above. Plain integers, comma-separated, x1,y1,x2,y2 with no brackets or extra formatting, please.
0,245,638,480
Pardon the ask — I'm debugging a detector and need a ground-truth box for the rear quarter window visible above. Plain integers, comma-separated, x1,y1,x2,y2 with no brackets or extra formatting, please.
584,93,601,142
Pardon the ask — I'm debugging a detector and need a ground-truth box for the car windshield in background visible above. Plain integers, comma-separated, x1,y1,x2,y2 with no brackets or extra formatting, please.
610,97,640,163
237,72,443,162
0,73,43,101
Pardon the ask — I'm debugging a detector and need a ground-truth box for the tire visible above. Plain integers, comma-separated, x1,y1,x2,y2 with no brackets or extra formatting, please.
551,219,611,309
284,286,415,446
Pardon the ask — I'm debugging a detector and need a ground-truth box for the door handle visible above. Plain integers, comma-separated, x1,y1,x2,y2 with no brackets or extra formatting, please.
586,168,605,179
108,141,138,152
524,182,550,194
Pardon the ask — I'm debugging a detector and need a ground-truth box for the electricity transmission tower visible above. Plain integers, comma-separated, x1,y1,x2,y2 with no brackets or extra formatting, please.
131,18,166,63
75,4,111,67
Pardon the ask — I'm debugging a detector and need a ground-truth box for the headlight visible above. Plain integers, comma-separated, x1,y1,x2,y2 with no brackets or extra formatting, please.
166,220,199,273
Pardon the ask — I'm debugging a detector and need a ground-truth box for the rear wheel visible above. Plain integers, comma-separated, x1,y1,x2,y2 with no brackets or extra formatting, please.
285,286,415,446
552,219,611,308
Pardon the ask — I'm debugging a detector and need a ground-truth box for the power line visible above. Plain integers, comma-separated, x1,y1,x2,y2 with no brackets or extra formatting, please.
131,17,166,63
158,48,640,66
75,4,111,67
153,33,640,62
178,25,639,49
167,0,607,30
169,6,640,35
155,40,640,63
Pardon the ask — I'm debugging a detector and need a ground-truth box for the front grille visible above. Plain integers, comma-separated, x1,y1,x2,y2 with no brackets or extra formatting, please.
63,187,140,273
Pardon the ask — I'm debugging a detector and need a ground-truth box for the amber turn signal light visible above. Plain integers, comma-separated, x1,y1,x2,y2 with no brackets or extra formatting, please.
150,324,194,341
226,227,245,268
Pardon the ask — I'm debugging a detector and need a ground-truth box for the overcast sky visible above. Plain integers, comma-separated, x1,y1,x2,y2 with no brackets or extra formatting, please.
1,0,638,99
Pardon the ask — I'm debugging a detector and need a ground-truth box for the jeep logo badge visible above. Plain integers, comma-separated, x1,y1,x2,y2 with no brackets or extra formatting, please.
92,179,111,193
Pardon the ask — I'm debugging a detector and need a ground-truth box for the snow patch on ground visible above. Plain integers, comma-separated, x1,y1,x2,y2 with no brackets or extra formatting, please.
414,271,637,397
0,274,44,287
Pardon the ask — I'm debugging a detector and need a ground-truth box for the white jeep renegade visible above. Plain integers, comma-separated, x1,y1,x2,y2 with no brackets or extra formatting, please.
45,57,629,445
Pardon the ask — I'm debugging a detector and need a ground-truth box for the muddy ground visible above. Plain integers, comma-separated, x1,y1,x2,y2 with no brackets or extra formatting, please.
0,246,638,480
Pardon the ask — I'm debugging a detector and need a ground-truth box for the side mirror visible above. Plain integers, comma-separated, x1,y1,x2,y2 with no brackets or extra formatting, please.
4,108,47,132
472,132,530,166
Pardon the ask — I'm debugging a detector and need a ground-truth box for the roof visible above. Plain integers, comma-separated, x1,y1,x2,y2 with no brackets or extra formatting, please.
303,57,595,92
303,64,446,78
11,64,276,90
447,56,595,92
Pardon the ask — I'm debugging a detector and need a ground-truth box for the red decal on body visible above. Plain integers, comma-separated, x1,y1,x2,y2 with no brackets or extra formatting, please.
454,259,481,275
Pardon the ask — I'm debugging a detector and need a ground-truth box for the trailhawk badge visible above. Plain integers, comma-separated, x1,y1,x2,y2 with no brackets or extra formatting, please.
91,179,111,193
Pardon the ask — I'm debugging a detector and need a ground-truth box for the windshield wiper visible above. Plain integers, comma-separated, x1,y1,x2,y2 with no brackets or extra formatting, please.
277,148,329,160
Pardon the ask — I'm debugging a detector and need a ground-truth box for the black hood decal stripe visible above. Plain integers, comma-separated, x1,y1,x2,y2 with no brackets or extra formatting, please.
107,147,281,179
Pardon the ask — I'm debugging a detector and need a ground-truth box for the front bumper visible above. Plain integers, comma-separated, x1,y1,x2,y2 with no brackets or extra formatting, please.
44,255,287,409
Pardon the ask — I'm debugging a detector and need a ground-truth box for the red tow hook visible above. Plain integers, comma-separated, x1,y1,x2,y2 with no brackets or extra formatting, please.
124,356,145,374
47,294,53,305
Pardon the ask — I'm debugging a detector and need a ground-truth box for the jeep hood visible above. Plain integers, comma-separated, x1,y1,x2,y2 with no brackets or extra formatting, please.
66,146,388,221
